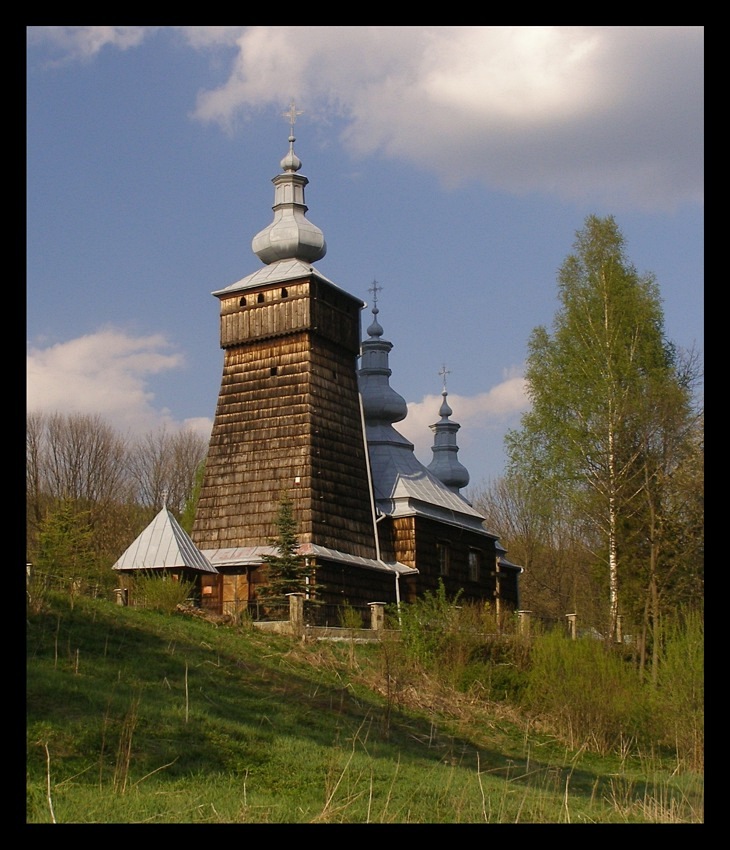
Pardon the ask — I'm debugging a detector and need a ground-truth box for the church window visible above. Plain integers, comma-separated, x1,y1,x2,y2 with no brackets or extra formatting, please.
468,550,480,582
437,542,450,576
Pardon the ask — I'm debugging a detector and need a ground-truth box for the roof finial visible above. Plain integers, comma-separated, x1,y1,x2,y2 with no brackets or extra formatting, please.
368,279,382,309
161,489,169,508
366,280,384,339
439,363,451,393
283,100,303,136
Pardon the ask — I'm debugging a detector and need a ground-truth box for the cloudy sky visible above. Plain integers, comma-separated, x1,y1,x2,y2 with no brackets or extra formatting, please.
26,26,704,489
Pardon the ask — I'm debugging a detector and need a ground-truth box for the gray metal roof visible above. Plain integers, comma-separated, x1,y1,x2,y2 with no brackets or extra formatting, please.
200,543,417,575
112,507,218,573
211,258,363,305
366,422,494,536
213,258,331,296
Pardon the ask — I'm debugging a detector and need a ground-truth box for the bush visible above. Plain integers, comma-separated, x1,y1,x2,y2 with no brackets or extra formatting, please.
129,572,195,614
523,630,648,753
391,583,522,693
338,601,365,630
466,636,531,702
654,607,704,771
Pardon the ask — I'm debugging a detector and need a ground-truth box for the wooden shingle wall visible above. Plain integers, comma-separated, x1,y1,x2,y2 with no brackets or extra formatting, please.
192,276,376,559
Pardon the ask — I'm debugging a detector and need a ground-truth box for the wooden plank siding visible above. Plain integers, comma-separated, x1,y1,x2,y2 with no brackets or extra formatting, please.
384,515,517,606
192,275,377,560
312,560,401,609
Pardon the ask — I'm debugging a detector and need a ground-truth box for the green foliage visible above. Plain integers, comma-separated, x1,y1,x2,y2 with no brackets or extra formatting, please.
466,636,531,702
505,214,701,638
32,499,117,604
26,593,703,823
524,630,653,754
394,580,463,669
257,494,314,606
129,572,195,614
179,460,206,534
389,582,528,695
654,607,704,771
35,500,95,577
338,600,365,629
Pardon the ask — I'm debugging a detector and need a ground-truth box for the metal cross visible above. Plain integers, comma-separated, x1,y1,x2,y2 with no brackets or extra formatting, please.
439,364,451,391
368,279,382,306
283,100,303,134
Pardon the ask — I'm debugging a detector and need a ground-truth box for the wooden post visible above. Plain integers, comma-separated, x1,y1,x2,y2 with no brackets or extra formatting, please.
494,556,501,622
287,593,305,638
565,613,577,640
517,610,532,637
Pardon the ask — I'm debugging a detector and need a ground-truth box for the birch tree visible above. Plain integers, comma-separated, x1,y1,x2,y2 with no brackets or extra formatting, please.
505,215,695,640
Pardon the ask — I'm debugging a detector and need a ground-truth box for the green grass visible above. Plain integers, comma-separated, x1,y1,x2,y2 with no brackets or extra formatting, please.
26,592,703,824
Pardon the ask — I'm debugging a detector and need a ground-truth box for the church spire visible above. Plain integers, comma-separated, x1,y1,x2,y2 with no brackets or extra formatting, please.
427,366,470,493
251,102,327,266
358,282,408,424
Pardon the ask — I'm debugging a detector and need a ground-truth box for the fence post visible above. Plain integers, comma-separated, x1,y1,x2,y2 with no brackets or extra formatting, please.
368,602,386,632
565,613,577,640
287,593,305,638
616,615,623,644
517,610,532,637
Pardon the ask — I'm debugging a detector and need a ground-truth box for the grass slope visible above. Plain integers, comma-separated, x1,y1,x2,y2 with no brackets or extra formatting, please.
26,593,703,824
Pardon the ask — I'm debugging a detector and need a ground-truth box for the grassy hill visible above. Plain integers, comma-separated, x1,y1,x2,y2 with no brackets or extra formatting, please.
26,591,703,824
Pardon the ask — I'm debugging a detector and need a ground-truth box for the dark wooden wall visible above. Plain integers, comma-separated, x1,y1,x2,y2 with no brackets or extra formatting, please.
381,514,518,609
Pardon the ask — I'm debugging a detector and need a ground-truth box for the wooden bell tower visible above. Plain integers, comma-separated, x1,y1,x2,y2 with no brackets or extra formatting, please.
191,119,377,561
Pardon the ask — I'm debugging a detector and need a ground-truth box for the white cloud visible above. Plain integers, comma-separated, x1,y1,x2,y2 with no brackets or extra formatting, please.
27,26,152,63
27,26,703,211
189,26,703,211
26,328,211,438
398,370,529,467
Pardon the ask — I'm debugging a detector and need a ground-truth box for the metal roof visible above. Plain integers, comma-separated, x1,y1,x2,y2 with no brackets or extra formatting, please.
365,423,495,536
212,259,363,306
200,543,417,575
112,507,218,573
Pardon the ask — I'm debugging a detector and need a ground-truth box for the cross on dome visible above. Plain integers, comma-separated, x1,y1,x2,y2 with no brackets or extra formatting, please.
282,100,303,135
439,364,451,392
368,279,382,307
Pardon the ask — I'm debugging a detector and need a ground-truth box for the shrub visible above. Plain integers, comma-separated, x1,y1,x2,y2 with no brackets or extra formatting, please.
523,630,648,753
129,572,195,614
338,601,365,630
654,607,704,771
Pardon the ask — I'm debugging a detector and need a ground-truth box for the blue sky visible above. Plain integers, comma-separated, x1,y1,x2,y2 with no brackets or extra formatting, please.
26,26,704,490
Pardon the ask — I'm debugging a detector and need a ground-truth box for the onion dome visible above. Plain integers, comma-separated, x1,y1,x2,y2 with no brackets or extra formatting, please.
251,130,327,265
427,372,470,493
358,282,408,424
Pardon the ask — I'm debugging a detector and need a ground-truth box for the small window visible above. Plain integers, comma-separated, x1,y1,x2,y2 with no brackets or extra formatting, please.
281,287,288,298
437,542,450,576
239,296,246,307
257,292,265,303
468,550,480,582
270,366,278,376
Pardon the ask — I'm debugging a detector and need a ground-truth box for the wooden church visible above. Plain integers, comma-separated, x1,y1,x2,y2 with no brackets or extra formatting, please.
114,118,521,620
185,121,522,618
